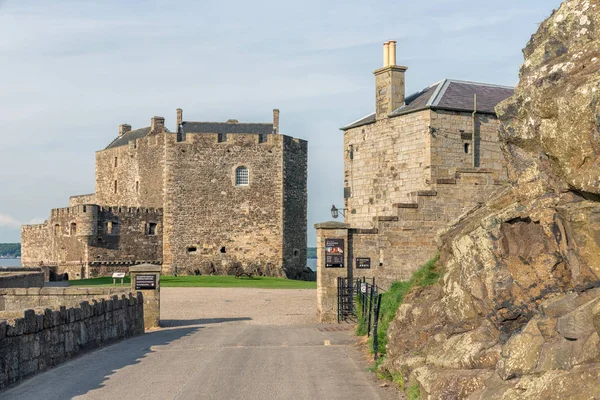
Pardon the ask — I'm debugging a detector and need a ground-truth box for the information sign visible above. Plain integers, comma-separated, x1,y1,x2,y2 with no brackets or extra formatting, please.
325,239,344,268
135,274,157,290
356,257,371,269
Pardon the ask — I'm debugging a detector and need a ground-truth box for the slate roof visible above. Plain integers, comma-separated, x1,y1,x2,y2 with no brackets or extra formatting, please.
181,122,273,135
104,121,274,149
341,79,514,130
105,127,155,149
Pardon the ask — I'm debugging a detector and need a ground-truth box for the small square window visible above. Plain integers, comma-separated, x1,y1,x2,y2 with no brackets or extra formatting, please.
235,166,249,186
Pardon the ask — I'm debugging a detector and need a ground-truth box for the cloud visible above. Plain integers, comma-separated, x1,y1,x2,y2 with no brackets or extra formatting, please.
0,214,22,228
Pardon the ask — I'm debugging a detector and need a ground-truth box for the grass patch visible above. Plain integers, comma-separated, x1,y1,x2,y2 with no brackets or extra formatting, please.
68,275,316,289
407,383,420,400
362,253,441,356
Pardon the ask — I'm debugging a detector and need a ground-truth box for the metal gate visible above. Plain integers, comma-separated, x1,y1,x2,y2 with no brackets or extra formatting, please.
337,277,356,322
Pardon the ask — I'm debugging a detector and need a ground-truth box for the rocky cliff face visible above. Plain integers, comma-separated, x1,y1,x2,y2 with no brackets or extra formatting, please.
383,1,600,398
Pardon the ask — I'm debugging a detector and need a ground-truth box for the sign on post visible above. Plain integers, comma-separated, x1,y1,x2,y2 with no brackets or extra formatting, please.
356,258,371,269
135,274,157,290
325,238,344,268
112,272,126,285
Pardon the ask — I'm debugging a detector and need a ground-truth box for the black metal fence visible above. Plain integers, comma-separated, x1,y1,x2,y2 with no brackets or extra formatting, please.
338,277,385,361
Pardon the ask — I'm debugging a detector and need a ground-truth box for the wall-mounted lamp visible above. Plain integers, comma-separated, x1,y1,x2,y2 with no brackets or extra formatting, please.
331,204,347,219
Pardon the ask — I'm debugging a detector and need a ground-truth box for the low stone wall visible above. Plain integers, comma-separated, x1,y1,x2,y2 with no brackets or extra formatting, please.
0,287,131,312
0,292,144,390
0,269,44,289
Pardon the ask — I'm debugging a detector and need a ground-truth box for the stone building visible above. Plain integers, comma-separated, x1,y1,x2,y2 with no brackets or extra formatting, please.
316,41,513,321
22,109,308,280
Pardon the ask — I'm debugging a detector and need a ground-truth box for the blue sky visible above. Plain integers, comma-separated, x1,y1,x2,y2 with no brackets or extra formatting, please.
0,0,562,245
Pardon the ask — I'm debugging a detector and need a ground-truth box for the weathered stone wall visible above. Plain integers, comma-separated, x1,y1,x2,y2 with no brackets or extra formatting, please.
343,109,506,230
21,204,163,279
86,206,163,273
163,132,306,278
0,271,44,289
430,110,506,181
21,224,52,268
94,131,166,209
0,287,130,312
282,136,308,277
343,110,431,229
69,194,95,207
0,291,144,390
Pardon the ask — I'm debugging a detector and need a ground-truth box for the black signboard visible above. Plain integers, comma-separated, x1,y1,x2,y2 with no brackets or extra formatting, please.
356,257,371,269
325,238,344,268
135,274,157,290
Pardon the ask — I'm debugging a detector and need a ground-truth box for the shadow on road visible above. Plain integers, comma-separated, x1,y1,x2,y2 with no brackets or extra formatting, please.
2,326,200,400
160,317,252,327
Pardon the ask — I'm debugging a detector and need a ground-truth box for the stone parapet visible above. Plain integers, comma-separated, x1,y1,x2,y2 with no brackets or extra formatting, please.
0,292,144,390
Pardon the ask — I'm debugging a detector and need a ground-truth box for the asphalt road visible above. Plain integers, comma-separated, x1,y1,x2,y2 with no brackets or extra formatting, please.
1,288,399,400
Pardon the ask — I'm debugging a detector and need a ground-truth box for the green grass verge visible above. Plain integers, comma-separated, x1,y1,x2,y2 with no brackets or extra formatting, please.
68,275,316,289
360,253,441,356
407,384,420,400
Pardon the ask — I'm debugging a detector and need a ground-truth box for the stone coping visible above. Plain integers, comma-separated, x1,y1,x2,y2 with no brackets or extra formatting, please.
0,287,131,296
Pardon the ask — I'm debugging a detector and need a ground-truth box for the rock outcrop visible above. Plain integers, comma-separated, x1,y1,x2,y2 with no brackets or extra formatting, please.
383,1,600,398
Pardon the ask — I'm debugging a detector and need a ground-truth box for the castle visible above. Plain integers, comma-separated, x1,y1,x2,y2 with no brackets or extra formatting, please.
316,41,514,321
21,109,308,280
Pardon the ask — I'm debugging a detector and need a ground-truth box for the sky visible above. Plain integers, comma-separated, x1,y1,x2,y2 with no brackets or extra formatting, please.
0,0,563,245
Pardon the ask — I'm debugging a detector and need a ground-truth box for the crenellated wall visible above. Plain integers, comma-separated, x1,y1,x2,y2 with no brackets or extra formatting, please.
162,132,306,278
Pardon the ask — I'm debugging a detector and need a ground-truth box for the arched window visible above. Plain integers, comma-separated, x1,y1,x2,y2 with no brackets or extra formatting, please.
235,166,249,186
70,223,77,235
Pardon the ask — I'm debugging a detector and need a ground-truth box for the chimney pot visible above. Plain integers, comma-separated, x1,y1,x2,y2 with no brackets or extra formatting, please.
273,109,280,134
151,116,165,132
374,40,407,120
119,124,131,136
389,40,397,66
176,108,183,126
383,41,390,67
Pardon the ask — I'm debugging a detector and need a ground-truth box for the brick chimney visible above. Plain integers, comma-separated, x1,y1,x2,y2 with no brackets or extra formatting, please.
176,108,183,126
150,116,165,132
119,124,131,137
374,40,407,120
273,109,279,134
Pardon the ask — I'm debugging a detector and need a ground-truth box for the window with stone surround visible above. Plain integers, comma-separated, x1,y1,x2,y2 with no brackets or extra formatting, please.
235,166,249,186
70,223,77,235
147,222,157,235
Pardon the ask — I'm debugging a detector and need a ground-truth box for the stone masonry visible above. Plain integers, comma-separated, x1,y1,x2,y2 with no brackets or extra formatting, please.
316,42,513,321
22,110,308,279
0,291,144,390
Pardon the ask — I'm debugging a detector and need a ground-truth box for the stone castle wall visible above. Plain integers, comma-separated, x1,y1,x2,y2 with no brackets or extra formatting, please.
343,109,505,229
94,132,166,209
282,136,309,277
162,132,306,278
0,291,143,390
21,205,163,279
344,110,432,228
69,194,95,207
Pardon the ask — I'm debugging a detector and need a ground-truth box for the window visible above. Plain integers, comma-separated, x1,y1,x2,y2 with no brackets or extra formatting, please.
114,157,118,167
148,223,157,235
464,143,470,154
70,223,77,235
235,166,249,186
107,221,119,235
187,246,197,253
54,224,61,236
114,180,118,193
136,181,139,193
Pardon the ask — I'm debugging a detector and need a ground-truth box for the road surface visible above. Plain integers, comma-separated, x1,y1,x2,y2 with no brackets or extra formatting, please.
2,288,399,400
